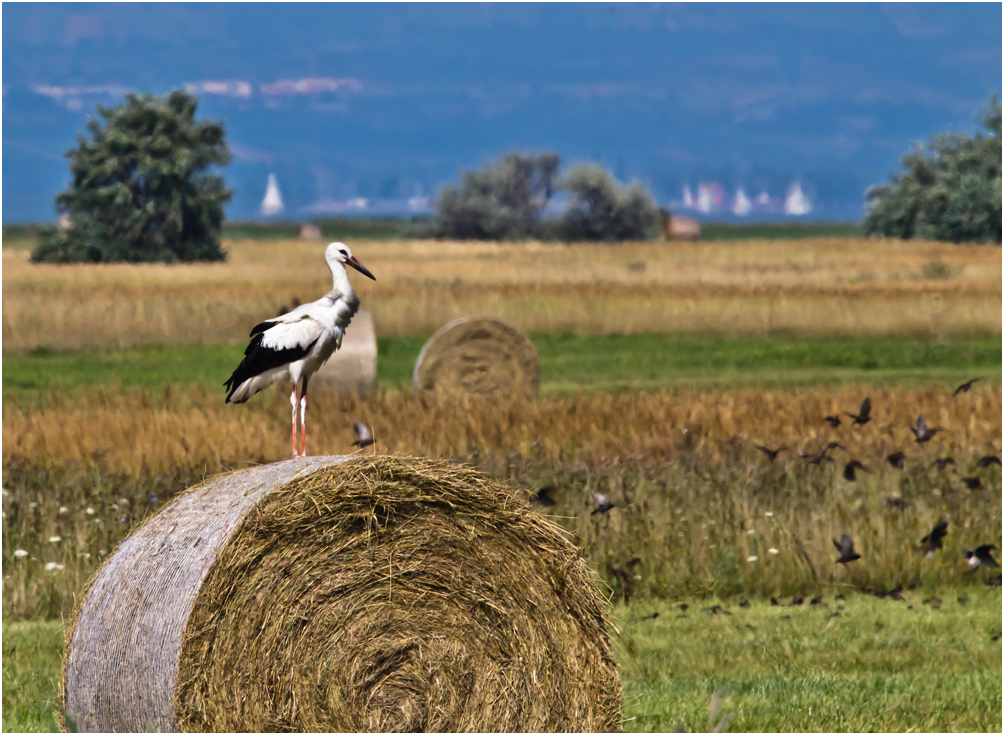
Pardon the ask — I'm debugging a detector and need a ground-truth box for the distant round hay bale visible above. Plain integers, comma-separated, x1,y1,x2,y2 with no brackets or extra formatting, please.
311,309,377,397
413,317,540,397
62,456,620,733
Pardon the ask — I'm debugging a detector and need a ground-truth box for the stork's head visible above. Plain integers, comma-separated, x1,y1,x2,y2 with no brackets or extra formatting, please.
324,242,376,280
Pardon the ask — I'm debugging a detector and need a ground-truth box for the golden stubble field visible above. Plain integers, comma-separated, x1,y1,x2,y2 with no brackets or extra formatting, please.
3,237,1001,352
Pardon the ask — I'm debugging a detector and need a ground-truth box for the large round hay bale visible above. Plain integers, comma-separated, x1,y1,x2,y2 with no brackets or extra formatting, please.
62,456,620,733
312,309,377,397
413,317,540,397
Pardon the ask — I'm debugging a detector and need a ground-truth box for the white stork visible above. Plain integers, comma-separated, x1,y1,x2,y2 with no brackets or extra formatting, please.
224,242,376,457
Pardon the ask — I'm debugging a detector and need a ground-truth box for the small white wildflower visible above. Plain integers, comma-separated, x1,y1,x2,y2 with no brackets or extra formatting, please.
29,501,38,508
77,552,91,559
14,549,28,558
747,528,756,535
99,549,107,556
765,511,774,517
49,536,62,543
44,562,65,572
118,498,129,506
86,507,95,515
747,555,758,562
111,504,119,511
59,506,68,514
768,547,779,555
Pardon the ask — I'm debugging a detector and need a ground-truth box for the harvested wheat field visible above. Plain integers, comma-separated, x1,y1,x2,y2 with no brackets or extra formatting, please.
3,238,1000,352
3,236,1001,733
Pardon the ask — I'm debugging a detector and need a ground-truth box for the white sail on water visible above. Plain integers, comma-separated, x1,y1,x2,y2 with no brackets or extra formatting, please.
260,173,285,216
696,183,713,213
682,185,695,209
732,187,752,216
783,181,811,216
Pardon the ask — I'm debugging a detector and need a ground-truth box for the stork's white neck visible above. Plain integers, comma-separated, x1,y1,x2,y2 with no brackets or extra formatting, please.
328,260,356,299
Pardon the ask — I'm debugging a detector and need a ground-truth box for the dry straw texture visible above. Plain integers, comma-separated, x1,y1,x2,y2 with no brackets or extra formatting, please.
414,317,540,397
62,456,621,733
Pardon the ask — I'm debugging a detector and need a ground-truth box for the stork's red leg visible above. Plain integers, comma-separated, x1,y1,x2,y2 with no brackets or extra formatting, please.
299,377,310,457
290,383,299,459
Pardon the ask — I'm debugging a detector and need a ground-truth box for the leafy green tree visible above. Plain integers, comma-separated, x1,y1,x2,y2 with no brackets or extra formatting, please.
434,152,561,240
32,90,232,263
864,96,1001,244
559,164,659,242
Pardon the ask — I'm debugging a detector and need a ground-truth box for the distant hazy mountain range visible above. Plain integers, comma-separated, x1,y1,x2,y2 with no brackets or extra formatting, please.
2,3,1000,223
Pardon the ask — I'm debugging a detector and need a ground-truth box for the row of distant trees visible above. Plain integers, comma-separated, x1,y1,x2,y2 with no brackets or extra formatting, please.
433,153,659,242
30,91,1002,264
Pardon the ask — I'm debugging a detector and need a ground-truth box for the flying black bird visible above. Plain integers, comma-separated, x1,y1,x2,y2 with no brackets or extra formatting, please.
962,476,983,491
810,595,825,606
911,414,943,443
976,455,1002,469
533,486,557,507
591,493,615,515
738,598,750,608
919,520,949,558
769,597,780,606
789,595,805,606
886,451,906,470
351,421,375,449
833,533,861,564
845,397,872,425
754,444,788,462
930,457,956,471
800,449,835,465
635,612,660,622
964,545,1000,570
824,415,842,428
953,378,981,397
843,460,868,481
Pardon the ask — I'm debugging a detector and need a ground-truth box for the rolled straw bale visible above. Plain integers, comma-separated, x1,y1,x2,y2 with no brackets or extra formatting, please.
413,316,540,397
312,309,377,397
62,456,620,733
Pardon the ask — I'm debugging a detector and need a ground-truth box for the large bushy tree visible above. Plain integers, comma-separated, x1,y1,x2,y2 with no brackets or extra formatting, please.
559,164,659,242
433,152,561,240
864,97,1001,244
32,90,232,263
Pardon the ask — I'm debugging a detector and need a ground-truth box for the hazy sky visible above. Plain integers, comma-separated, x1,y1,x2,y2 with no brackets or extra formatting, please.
3,3,1001,221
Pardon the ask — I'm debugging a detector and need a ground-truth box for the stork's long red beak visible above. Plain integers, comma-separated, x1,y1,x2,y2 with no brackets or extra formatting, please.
346,255,376,280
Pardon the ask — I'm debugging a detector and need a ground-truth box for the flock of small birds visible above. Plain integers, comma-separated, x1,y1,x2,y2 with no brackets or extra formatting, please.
756,379,1001,577
349,378,1000,595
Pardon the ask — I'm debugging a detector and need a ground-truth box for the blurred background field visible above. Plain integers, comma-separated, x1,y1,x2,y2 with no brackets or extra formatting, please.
4,237,1001,352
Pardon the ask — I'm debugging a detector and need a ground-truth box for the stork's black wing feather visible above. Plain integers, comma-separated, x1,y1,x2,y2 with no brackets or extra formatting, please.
249,320,277,338
224,330,318,403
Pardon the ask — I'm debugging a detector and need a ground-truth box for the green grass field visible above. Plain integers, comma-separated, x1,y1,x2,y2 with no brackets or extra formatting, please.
4,590,1000,733
4,333,1000,404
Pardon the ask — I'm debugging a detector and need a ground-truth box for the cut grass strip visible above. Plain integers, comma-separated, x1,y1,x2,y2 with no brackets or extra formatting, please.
3,333,1001,404
4,589,1000,733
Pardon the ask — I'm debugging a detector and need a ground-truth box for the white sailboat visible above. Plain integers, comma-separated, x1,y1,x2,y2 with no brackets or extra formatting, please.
732,187,751,216
260,173,285,216
696,183,713,213
682,185,695,209
783,181,811,216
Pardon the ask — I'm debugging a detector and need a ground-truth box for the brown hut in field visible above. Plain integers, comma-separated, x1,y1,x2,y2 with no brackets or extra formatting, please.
298,223,322,240
659,208,700,241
